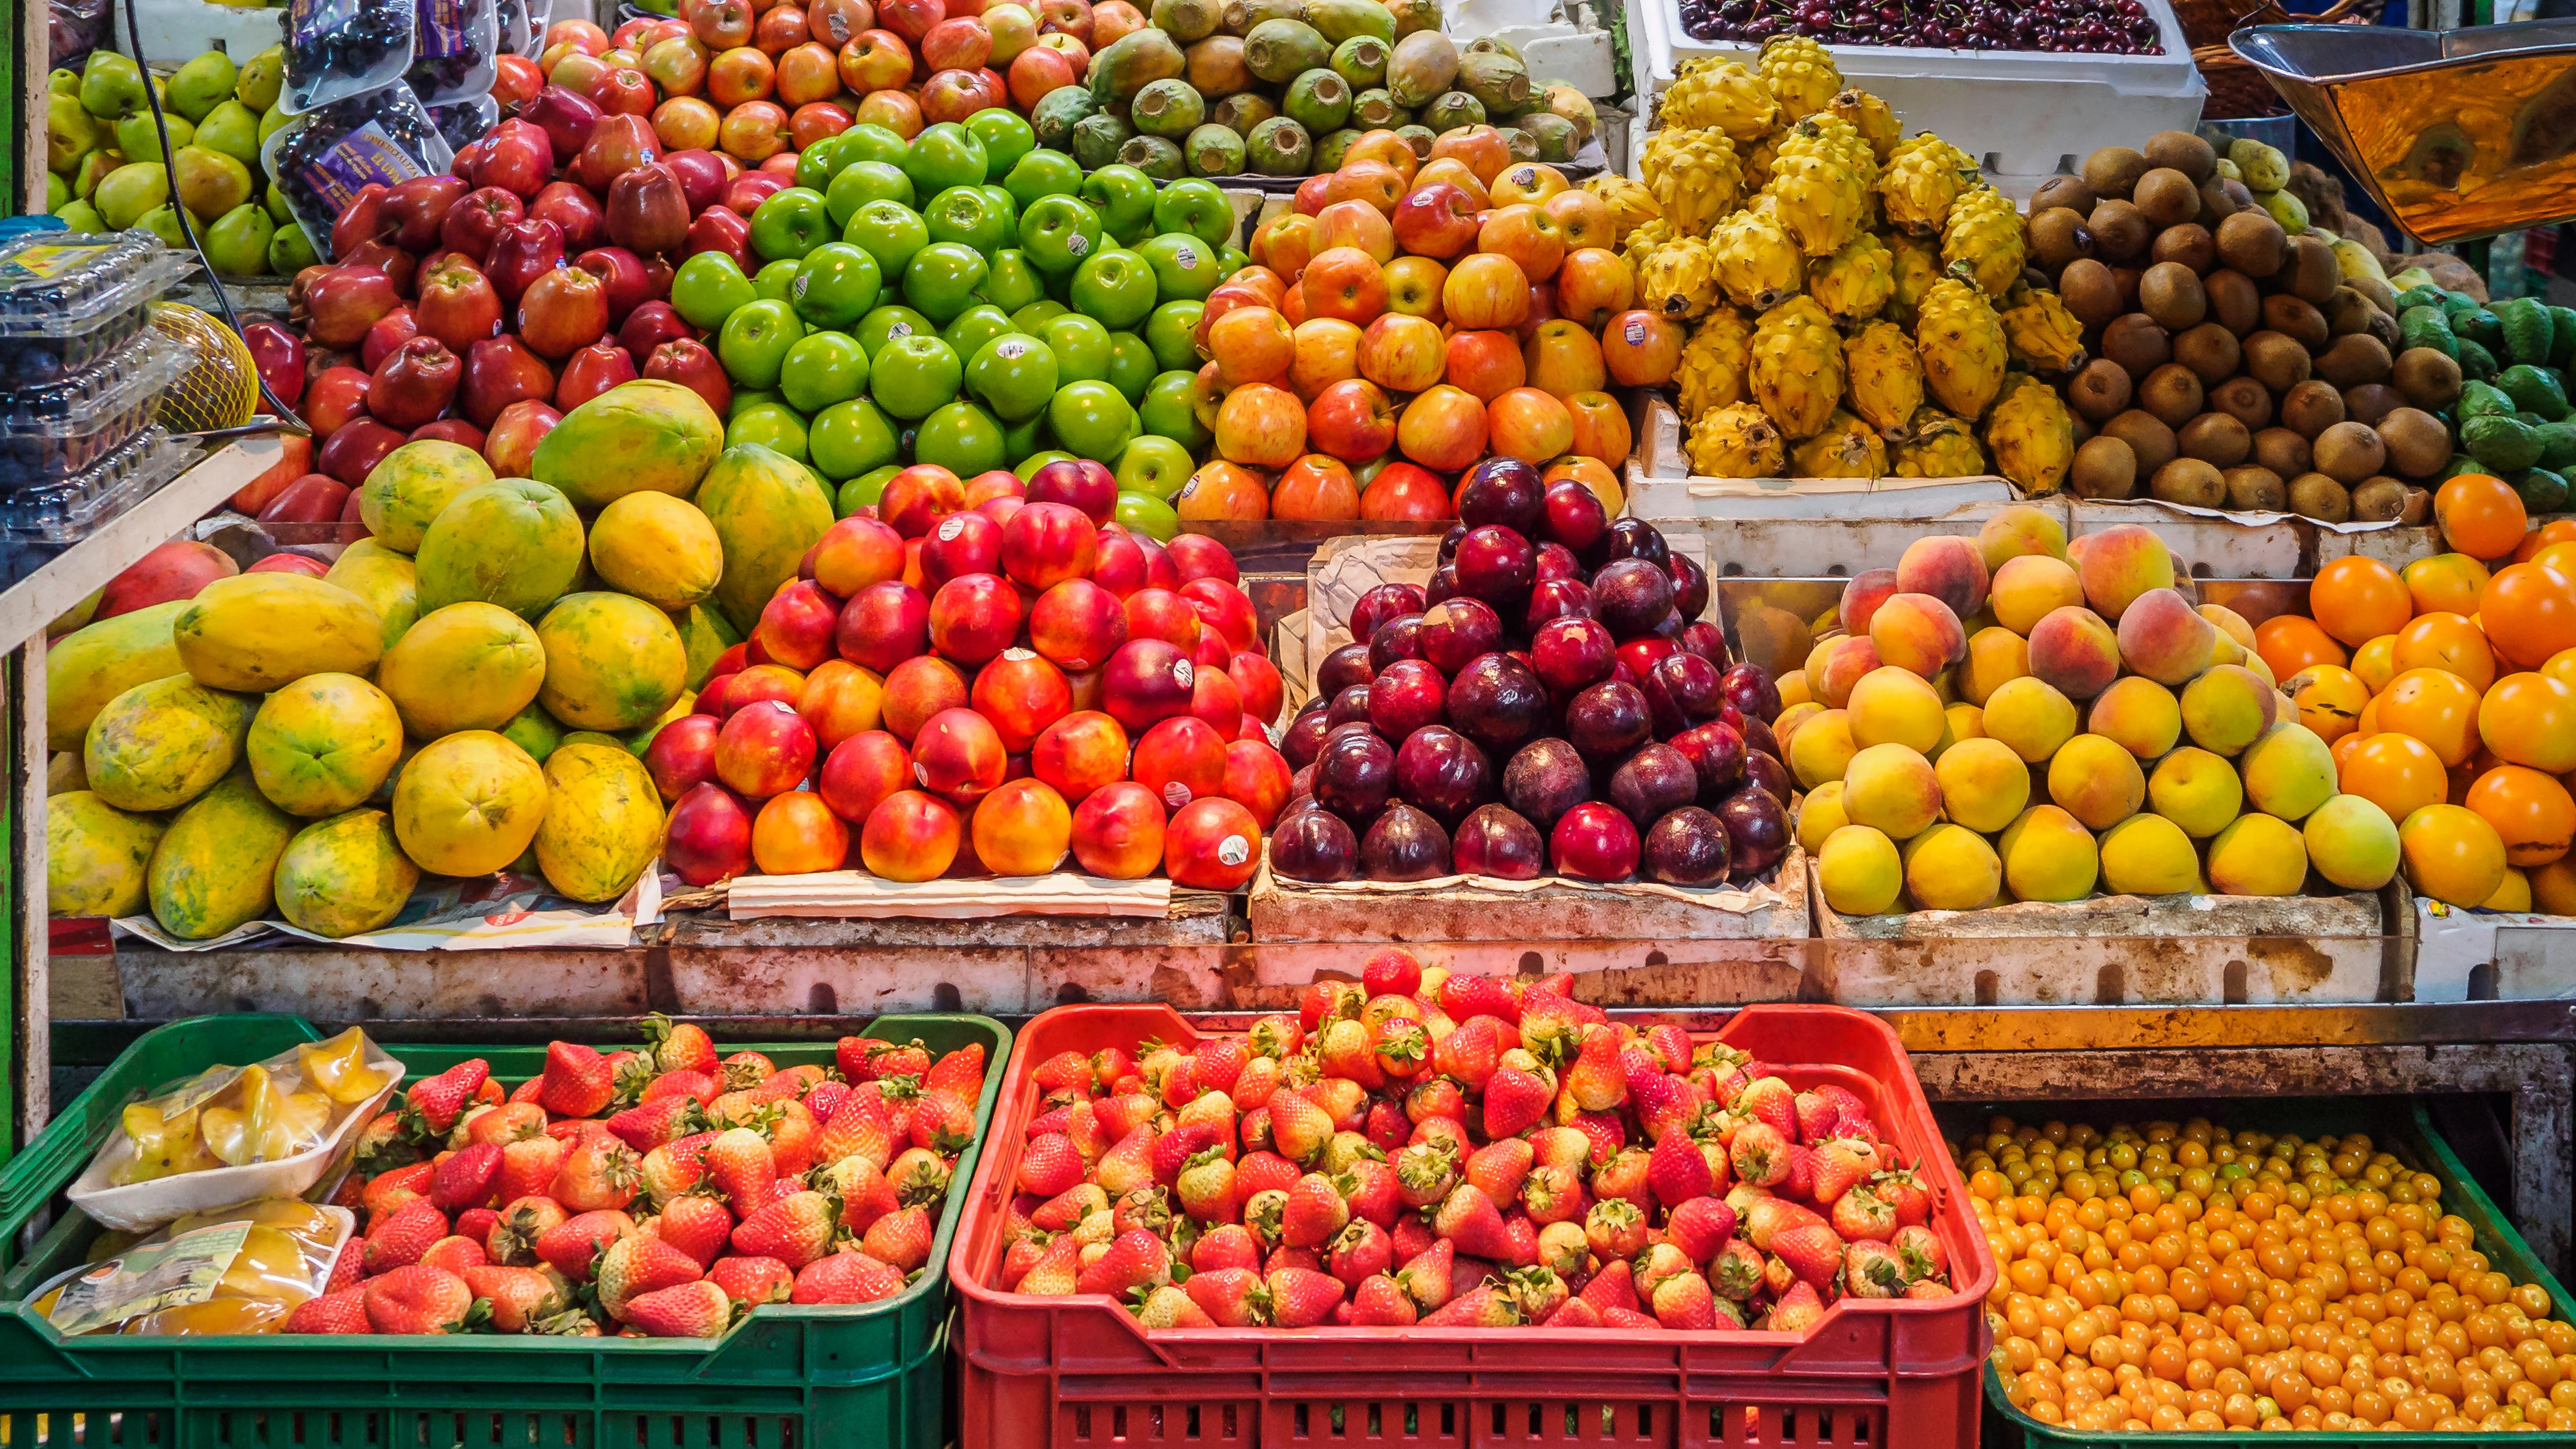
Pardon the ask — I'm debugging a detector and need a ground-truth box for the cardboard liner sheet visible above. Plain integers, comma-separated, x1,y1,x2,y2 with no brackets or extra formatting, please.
724,870,1173,920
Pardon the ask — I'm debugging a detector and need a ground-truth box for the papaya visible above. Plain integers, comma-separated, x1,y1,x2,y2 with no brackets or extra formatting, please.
621,690,696,755
247,673,405,817
529,379,726,509
49,751,88,796
356,440,494,553
499,701,565,765
533,743,667,902
324,548,419,651
377,602,548,737
673,603,742,689
48,790,167,917
412,478,586,619
588,492,724,610
274,809,420,938
46,599,187,750
371,737,419,807
84,675,255,812
147,768,298,939
174,574,384,693
391,730,548,877
558,731,629,751
536,592,690,731
696,444,837,636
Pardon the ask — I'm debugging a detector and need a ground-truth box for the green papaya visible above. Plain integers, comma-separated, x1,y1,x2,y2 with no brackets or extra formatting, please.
2393,286,2446,312
2458,380,2514,419
2495,297,2555,366
147,767,297,939
2455,307,2504,348
2457,337,2498,382
2497,363,2572,420
2551,307,2576,369
2462,412,2544,471
2400,305,2458,359
2535,419,2576,470
2513,466,2571,515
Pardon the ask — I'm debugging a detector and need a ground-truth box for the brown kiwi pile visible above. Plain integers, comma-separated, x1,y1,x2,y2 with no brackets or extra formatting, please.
2024,133,2443,526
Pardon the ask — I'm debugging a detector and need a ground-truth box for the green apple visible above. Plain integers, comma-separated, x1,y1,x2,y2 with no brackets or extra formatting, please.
1015,449,1078,481
1104,331,1157,404
857,304,935,361
1039,313,1114,385
901,242,989,324
1114,434,1195,502
844,199,930,281
968,108,1038,180
1011,299,1069,334
753,258,802,302
915,399,1008,477
811,398,902,480
795,134,847,192
718,299,806,391
943,303,1013,369
826,160,913,227
839,465,901,512
904,121,989,195
780,330,870,412
1216,243,1251,277
1081,164,1158,245
202,201,272,275
838,122,911,168
978,186,1021,248
751,186,836,264
965,332,1059,422
1140,369,1213,451
728,401,811,462
268,220,319,274
1018,192,1102,277
976,249,1045,314
1003,412,1048,468
729,389,783,419
1135,231,1221,302
1143,300,1203,374
1115,490,1181,541
1068,249,1159,332
790,242,882,329
923,184,1009,254
871,334,964,420
1004,147,1085,210
1153,178,1238,248
673,251,758,330
1048,380,1139,463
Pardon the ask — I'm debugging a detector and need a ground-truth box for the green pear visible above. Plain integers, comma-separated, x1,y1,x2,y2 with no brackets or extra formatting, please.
258,102,293,148
48,91,98,174
57,198,106,234
236,45,285,112
93,161,168,230
50,67,78,95
269,221,321,275
195,99,262,167
78,50,147,121
139,203,190,250
74,150,119,200
166,50,238,123
174,145,252,221
114,109,190,163
264,182,293,226
205,202,274,276
45,172,71,214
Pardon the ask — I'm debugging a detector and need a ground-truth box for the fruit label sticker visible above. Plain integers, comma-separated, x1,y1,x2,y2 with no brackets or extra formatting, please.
1218,834,1251,867
1065,231,1090,258
1173,659,1194,687
417,0,470,56
937,515,967,541
887,320,912,340
45,1222,250,1337
291,121,430,215
1173,244,1199,270
994,338,1027,359
1624,317,1648,348
1508,166,1537,191
1163,781,1194,809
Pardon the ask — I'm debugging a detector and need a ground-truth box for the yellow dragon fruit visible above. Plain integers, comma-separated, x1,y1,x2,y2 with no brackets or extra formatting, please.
1999,283,2089,375
1658,58,1778,143
1583,173,1661,247
1640,233,1721,321
1983,374,2076,493
1827,88,1903,162
1894,408,1990,477
1842,321,1924,440
1640,128,1745,239
1687,404,1786,478
1622,218,1674,272
1743,134,1780,192
1757,35,1841,121
1765,152,1866,257
1807,233,1895,322
1884,231,1944,328
1915,278,2008,420
1678,307,1755,417
1941,183,2027,297
1793,411,1888,479
1710,209,1802,311
1751,296,1845,440
1878,134,1977,236
1777,115,1876,192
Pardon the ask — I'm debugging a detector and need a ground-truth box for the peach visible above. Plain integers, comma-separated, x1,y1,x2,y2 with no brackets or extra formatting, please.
834,581,930,674
756,579,842,669
1839,568,1902,636
811,515,906,596
819,728,910,824
1132,715,1228,811
1314,199,1396,263
2047,733,2146,830
1124,588,1203,650
1183,579,1258,653
1846,665,1947,754
1488,387,1574,465
1444,329,1527,403
722,662,808,717
1302,247,1390,325
1188,662,1244,732
1976,504,2069,570
1958,626,2030,707
1223,739,1293,826
2026,605,2121,701
1397,384,1490,472
1029,577,1129,671
911,706,1007,803
798,659,886,748
666,781,755,884
1102,637,1196,734
1165,796,1261,889
1032,709,1128,803
1215,382,1306,469
646,713,721,800
859,788,962,880
2179,663,2278,756
1001,500,1098,591
1990,554,2084,636
880,654,969,740
1867,593,1970,680
1071,779,1166,878
971,776,1074,876
2075,523,2176,621
752,790,851,874
1209,305,1292,387
1230,651,1284,724
716,697,818,798
1442,253,1529,331
2088,675,2183,760
1289,318,1364,401
1384,257,1447,322
1599,310,1682,387
2114,588,2220,687
1813,634,1884,709
97,539,237,618
970,647,1073,751
880,463,966,538
1842,742,1942,838
1524,320,1606,397
921,508,1001,586
928,572,1024,664
1565,393,1631,467
1895,535,1990,619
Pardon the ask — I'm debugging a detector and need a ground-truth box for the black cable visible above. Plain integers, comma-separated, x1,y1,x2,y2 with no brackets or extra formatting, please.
119,0,309,433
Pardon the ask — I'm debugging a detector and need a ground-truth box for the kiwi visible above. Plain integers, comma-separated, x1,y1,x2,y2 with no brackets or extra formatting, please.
2067,358,2134,422
2288,472,2353,523
2204,270,2262,335
2401,485,2435,524
2102,313,2173,380
2145,130,2218,183
2151,223,2216,274
2363,306,2403,354
2108,266,2145,314
2261,294,2331,352
2252,426,2313,478
2070,435,2139,499
2312,419,2388,484
2172,323,2242,387
2087,200,2153,263
2285,235,2340,305
2198,179,2244,222
2392,347,2462,410
2323,287,2377,337
2083,146,2150,199
2214,210,2287,278
2179,412,2253,468
2138,262,2209,332
2375,406,2450,478
2138,362,2206,429
2101,411,2180,476
2351,275,2400,315
2209,375,2273,431
2150,456,2227,508
2057,258,2124,329
2028,208,2094,273
2350,476,2409,522
2278,379,2347,439
2223,464,2287,512
2343,383,2402,427
2030,175,2098,216
2132,168,2202,228
2242,331,2314,393
2313,334,2392,389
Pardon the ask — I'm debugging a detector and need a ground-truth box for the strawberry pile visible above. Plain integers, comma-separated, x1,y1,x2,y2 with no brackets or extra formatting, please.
283,1018,983,1337
993,953,1957,1331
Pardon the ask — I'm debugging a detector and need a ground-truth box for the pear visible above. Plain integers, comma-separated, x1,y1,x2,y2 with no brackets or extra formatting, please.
57,198,106,234
74,150,119,200
115,109,191,163
235,45,286,112
93,161,169,230
205,203,275,276
258,103,294,149
50,67,78,95
78,50,148,121
174,145,253,221
166,50,239,123
45,172,71,214
265,182,294,226
269,221,321,275
139,203,190,250
195,99,263,168
48,91,98,174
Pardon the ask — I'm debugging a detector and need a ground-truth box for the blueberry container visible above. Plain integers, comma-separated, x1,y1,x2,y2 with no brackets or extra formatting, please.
0,233,192,390
0,428,192,540
0,331,195,490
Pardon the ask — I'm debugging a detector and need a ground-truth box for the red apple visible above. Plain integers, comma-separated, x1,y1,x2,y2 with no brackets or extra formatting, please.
715,697,818,798
1306,377,1396,462
305,265,403,349
517,266,612,359
530,180,607,251
643,337,732,414
413,257,504,352
554,338,637,410
461,334,557,427
383,175,470,251
645,713,723,799
483,398,562,476
485,217,565,305
368,337,462,429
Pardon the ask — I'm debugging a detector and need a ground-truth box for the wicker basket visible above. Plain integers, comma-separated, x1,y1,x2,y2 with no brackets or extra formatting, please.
2184,0,2378,118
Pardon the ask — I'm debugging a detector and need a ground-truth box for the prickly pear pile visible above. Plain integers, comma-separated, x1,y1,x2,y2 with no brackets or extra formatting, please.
289,1018,983,1337
994,951,1958,1330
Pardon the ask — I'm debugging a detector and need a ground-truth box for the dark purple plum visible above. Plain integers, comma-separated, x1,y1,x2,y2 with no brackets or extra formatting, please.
1314,731,1396,822
1592,558,1677,641
1531,616,1616,694
1616,637,1678,683
1641,652,1727,737
1327,683,1374,727
1542,479,1609,552
1667,552,1709,622
1360,802,1453,881
1743,749,1790,806
1445,652,1549,756
1452,803,1545,879
1720,664,1783,724
1318,643,1375,697
1435,523,1467,564
1350,582,1427,644
1740,716,1778,760
1503,737,1591,828
1453,525,1537,607
1526,578,1594,628
1668,719,1747,798
1550,800,1641,881
1270,807,1358,881
1565,681,1651,761
1394,724,1491,824
1289,762,1315,799
1680,621,1729,667
1608,742,1699,828
1423,563,1461,608
1643,806,1731,886
1368,614,1426,671
1367,658,1448,739
1281,706,1333,769
1534,541,1582,584
1419,597,1503,675
1455,457,1544,533
1651,611,1687,642
1604,517,1670,568
1716,786,1788,877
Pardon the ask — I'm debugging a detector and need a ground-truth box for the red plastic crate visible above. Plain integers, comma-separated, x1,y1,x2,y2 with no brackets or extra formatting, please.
951,1002,1996,1449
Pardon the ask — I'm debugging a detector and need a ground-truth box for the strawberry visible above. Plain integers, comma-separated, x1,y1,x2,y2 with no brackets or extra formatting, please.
924,1042,986,1098
1808,1139,1871,1205
1266,1088,1334,1165
1731,1076,1797,1141
1338,1158,1399,1227
429,1143,503,1213
419,1235,487,1275
1430,1015,1502,1088
404,1060,491,1139
1092,1123,1157,1197
1277,1172,1349,1249
1579,1257,1639,1314
464,1101,549,1147
862,1038,933,1083
1030,1182,1109,1232
807,1088,896,1173
1133,1282,1214,1328
497,1136,566,1204
1498,1263,1568,1321
537,1042,615,1120
1768,1280,1825,1332
1646,1132,1712,1208
1782,1142,1817,1202
1434,973,1517,1024
1370,1021,1431,1083
1497,1210,1539,1267
1842,1239,1907,1300
1770,1222,1845,1291
860,1204,933,1271
643,1070,715,1106
765,1100,820,1178
1360,947,1421,999
1393,1141,1459,1209
509,1077,548,1107
1812,1083,1873,1134
1462,1137,1533,1202
1629,1071,1702,1145
1150,1122,1225,1185
1192,1223,1261,1274
552,1134,641,1213
706,1255,795,1306
284,1288,371,1334
1514,996,1584,1070
1392,1239,1454,1312
1565,1111,1626,1167
750,1065,821,1106
1830,1185,1895,1243
1405,1077,1465,1126
653,1194,736,1268
624,1279,735,1337
794,1250,907,1304
1584,1198,1648,1260
731,1190,839,1270
1175,1148,1237,1222
1110,1187,1171,1238
485,1196,566,1266
606,1096,705,1154
1297,981,1362,1032
639,1132,716,1207
365,1200,451,1274
1666,1197,1738,1263
1095,1091,1159,1143
1315,1018,1384,1090
1590,1147,1650,1208
1520,1163,1583,1225
1420,1286,1521,1327
462,1264,575,1333
1184,1267,1268,1327
1544,1297,1603,1328
598,1234,706,1321
1892,1224,1946,1282
1077,1227,1171,1297
1408,1116,1469,1160
354,1111,420,1176
803,1080,852,1124
1793,1091,1839,1144
1872,1169,1931,1227
702,1127,776,1213
1741,1196,1825,1250
1263,1266,1345,1328
1481,1067,1550,1139
1710,1237,1765,1300
1349,1272,1417,1326
1326,1217,1391,1288
363,1264,475,1334
1430,1184,1514,1261
535,1209,636,1282
908,1088,976,1154
456,1206,501,1243
1729,1121,1792,1188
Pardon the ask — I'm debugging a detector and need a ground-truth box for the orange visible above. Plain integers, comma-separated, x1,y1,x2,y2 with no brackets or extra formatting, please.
2481,561,2576,669
2330,729,2370,776
2254,614,2346,680
2547,647,2576,691
2309,557,2412,647
2533,541,2576,579
2398,803,2509,907
2465,765,2576,867
2374,667,2483,766
2511,519,2576,562
2485,867,2534,911
2283,665,2370,743
2350,634,2399,693
2338,732,2449,823
2478,672,2576,772
2433,474,2529,560
2390,611,2498,693
2402,553,2493,617
2533,858,2576,914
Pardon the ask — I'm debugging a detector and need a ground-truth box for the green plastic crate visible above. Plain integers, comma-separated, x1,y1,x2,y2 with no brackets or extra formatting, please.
0,1011,1007,1449
1985,1099,2576,1447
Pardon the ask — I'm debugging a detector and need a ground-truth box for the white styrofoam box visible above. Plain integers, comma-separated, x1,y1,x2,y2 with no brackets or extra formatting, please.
2414,900,2576,1002
114,0,288,64
1501,26,1621,97
1625,0,2203,177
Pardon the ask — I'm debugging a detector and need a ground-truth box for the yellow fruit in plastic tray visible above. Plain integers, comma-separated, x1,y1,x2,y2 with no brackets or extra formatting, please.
215,1224,321,1301
113,1101,217,1184
171,1198,339,1242
200,1065,331,1166
128,1297,288,1335
298,1026,386,1105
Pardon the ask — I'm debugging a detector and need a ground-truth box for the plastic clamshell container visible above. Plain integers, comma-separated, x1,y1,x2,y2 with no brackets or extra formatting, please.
0,427,194,541
0,231,192,389
0,1012,1010,1449
952,1002,1998,1449
0,328,194,489
64,1036,404,1233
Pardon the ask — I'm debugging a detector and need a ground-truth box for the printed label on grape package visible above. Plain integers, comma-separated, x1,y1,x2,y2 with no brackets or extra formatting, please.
295,122,430,214
0,243,99,280
418,0,470,56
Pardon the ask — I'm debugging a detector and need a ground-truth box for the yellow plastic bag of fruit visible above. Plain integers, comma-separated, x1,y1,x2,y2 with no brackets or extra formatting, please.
29,1199,353,1337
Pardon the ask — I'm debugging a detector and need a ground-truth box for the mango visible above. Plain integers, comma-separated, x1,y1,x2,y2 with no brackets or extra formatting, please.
2179,663,2278,755
2114,588,2218,687
530,379,726,509
1998,803,2099,902
696,443,837,637
1786,707,1855,789
1934,736,2031,833
1901,822,2001,911
173,573,383,694
589,493,724,611
2239,721,2336,822
1981,676,2077,763
536,593,690,731
47,599,187,750
1841,742,1940,839
1958,626,2028,706
323,548,419,651
48,791,167,917
2026,605,2119,700
1977,504,2068,570
148,768,297,939
2046,732,2145,831
2207,812,2308,896
2304,794,2401,890
378,602,548,738
274,809,419,938
85,675,254,812
1990,554,2083,634
1867,592,1968,678
2075,523,2174,621
673,603,744,690
247,673,404,817
413,479,586,619
2147,746,2243,838
392,730,548,877
1845,666,1944,753
1818,824,1902,916
1795,779,1849,853
357,440,494,553
533,743,667,902
2099,813,2199,896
